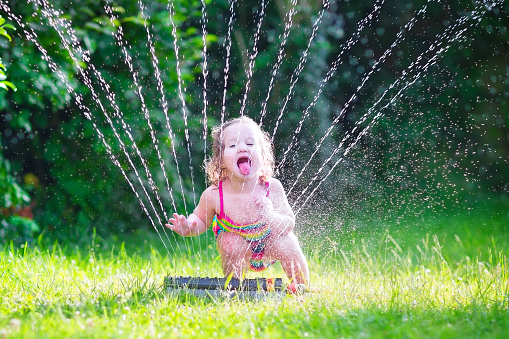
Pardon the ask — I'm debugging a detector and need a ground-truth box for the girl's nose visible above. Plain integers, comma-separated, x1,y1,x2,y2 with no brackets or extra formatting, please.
237,142,248,152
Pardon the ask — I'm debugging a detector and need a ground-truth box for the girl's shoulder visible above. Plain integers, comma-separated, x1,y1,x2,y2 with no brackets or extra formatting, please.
266,177,282,187
265,178,290,208
203,184,220,197
266,177,286,194
198,185,220,213
203,184,221,204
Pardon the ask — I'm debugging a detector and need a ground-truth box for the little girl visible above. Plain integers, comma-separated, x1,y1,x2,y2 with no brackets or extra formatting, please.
166,116,309,284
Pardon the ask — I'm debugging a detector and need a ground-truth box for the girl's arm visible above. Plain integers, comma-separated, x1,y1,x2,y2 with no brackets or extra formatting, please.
253,178,295,236
165,186,217,236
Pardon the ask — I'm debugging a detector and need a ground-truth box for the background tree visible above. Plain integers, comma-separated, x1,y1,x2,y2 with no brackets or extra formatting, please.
0,15,40,245
0,0,507,244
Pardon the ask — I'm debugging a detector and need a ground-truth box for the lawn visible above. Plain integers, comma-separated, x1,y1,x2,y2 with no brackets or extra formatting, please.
1,205,508,338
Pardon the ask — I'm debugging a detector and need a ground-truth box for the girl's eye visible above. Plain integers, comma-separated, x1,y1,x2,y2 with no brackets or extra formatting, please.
247,143,254,146
229,144,236,148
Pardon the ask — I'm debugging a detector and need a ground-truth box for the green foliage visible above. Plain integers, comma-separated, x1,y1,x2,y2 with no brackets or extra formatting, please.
199,0,509,207
0,153,29,209
0,0,210,241
0,0,508,242
0,16,16,92
0,16,39,246
0,215,39,245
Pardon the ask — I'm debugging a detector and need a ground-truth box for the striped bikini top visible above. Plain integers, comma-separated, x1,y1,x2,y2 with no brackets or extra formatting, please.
211,180,271,243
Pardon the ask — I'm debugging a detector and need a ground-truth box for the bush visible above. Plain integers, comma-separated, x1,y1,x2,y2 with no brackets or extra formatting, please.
0,16,40,245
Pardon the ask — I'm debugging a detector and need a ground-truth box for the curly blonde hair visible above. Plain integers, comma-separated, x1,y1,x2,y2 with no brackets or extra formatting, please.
205,116,274,186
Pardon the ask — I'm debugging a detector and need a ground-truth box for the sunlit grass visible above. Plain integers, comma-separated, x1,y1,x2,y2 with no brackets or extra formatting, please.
1,212,508,338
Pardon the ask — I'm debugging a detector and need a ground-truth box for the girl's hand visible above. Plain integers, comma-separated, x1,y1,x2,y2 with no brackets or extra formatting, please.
253,195,274,219
165,213,198,236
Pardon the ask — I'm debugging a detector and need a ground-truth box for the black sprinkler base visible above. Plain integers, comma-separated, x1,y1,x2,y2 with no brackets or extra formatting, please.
164,276,305,299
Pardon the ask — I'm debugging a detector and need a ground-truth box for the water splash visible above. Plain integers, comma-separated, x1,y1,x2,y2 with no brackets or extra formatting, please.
36,1,168,226
290,1,499,217
239,0,268,117
258,0,298,126
219,0,237,126
276,0,386,174
270,0,330,141
0,0,173,253
167,1,197,210
200,0,209,160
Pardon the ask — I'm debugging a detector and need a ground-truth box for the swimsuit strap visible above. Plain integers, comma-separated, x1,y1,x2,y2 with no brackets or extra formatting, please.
218,180,225,219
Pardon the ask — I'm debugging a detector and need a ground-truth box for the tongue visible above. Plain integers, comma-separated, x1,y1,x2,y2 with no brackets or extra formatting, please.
239,161,251,175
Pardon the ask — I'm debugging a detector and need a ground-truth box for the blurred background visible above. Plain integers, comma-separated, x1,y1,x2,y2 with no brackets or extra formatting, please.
0,0,507,246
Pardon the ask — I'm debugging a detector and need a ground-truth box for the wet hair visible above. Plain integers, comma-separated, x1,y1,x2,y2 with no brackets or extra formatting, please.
205,116,274,186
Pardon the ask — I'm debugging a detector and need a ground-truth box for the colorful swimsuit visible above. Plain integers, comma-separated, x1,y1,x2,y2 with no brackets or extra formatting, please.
212,180,276,271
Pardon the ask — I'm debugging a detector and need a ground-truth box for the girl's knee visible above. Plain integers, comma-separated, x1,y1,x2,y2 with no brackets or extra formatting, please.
217,233,249,259
267,232,304,259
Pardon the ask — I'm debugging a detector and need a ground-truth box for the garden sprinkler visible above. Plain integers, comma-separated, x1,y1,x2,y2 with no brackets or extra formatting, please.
164,276,308,299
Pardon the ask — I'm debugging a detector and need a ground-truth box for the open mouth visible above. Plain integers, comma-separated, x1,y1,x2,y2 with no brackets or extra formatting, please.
237,157,252,175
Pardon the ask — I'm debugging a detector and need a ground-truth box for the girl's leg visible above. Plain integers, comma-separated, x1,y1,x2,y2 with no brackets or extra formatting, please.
216,232,251,279
265,232,309,284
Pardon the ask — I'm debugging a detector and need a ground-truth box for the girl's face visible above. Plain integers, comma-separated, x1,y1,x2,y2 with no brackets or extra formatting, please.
221,122,263,180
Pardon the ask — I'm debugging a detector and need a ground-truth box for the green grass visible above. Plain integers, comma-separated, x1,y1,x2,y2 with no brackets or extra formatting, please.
1,209,508,338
